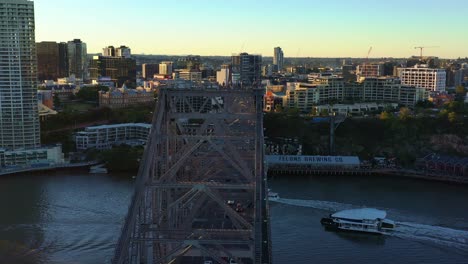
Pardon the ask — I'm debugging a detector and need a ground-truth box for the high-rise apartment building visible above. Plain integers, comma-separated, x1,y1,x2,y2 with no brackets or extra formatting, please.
231,53,262,85
399,66,446,92
0,0,41,150
273,47,284,72
67,39,87,80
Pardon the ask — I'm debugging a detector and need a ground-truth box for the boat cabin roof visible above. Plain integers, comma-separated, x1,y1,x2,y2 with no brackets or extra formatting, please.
332,208,386,221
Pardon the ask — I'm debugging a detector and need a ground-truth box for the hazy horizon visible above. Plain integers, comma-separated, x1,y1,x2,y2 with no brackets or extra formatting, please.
34,0,468,58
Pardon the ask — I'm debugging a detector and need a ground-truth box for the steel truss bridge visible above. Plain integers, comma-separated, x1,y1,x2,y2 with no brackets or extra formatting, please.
113,87,272,264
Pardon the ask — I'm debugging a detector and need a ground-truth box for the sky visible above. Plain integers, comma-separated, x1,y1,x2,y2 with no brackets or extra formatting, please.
34,0,468,58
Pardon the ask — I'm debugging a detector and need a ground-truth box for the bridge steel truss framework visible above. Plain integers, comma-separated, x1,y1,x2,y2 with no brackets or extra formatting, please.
113,88,272,264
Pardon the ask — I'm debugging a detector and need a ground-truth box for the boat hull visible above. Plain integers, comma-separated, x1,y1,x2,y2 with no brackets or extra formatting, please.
320,218,384,235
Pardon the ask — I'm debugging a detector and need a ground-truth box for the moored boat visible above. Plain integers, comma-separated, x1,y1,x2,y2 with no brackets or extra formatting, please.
267,190,280,200
320,208,395,235
89,164,108,174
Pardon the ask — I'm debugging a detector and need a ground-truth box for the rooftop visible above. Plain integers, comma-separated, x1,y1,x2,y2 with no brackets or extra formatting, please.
85,123,151,130
332,208,387,221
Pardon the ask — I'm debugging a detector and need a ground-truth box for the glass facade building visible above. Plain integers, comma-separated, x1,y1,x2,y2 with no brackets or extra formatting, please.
67,39,87,80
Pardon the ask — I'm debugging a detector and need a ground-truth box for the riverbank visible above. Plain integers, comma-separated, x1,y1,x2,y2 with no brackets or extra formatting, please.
0,161,99,177
264,109,468,166
267,167,468,185
379,169,468,184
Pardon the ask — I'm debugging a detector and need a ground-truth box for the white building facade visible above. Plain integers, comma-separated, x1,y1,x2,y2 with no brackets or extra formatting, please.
0,145,65,169
399,67,446,93
75,123,151,150
282,77,426,112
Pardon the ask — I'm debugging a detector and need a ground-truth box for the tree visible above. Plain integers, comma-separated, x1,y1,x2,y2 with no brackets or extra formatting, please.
319,109,329,117
76,86,110,102
286,107,300,116
379,111,391,120
448,112,457,123
446,101,464,114
53,95,61,109
398,107,411,121
274,104,284,113
310,107,318,116
439,109,449,118
454,85,466,102
415,100,435,109
100,145,144,172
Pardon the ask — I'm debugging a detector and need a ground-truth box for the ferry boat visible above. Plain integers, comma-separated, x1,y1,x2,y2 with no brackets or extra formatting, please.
320,208,395,235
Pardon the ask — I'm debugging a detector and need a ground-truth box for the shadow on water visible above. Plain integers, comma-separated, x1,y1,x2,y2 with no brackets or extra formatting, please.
322,228,387,246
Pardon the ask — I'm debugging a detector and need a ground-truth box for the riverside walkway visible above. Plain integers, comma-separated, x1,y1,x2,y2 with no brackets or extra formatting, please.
267,166,468,184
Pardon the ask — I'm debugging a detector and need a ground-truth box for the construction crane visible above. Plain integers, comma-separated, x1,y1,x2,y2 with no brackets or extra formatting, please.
414,46,439,59
365,46,373,65
357,46,373,82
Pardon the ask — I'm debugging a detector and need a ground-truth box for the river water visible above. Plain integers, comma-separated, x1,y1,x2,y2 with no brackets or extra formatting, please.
1,172,467,264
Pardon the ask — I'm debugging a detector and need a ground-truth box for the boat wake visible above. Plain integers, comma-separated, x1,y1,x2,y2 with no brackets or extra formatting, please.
273,198,468,253
275,198,355,212
392,222,468,252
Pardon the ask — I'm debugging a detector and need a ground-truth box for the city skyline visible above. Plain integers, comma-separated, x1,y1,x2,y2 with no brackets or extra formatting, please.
34,0,468,58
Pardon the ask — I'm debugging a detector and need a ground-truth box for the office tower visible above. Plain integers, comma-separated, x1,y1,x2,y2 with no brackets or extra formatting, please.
216,64,231,86
115,45,131,58
231,53,262,85
273,47,284,72
58,42,69,78
142,63,159,79
89,52,137,87
37,41,60,81
67,39,87,80
0,0,41,149
399,66,446,92
159,61,174,75
103,46,116,57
